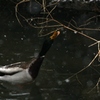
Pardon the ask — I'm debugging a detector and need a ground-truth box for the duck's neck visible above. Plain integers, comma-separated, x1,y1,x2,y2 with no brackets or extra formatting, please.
29,39,53,79
29,56,45,79
39,39,53,57
28,31,58,79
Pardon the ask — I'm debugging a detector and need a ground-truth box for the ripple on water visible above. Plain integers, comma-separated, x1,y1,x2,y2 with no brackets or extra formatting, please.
57,80,62,85
57,98,62,100
0,39,4,45
65,79,70,83
35,81,40,86
33,52,39,58
87,80,94,87
9,92,30,96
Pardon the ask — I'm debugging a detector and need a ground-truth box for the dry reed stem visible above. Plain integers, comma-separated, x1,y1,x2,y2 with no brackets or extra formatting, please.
85,15,100,23
15,0,99,42
66,40,100,82
53,19,98,42
15,0,29,27
89,41,100,62
42,0,46,12
38,27,63,37
76,75,83,86
87,78,100,93
79,21,93,28
46,1,60,8
65,20,100,31
46,4,57,18
66,52,98,80
70,23,100,31
38,19,53,24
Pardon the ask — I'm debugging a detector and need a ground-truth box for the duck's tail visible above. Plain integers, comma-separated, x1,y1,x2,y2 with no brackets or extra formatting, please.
38,31,60,57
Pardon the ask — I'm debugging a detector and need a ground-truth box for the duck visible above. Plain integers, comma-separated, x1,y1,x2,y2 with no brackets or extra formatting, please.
27,0,41,15
0,31,60,85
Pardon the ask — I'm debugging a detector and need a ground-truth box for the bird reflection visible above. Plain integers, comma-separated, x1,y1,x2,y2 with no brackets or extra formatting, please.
0,82,43,100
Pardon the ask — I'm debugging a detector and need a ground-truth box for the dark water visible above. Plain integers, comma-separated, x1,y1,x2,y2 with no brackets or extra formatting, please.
0,1,100,100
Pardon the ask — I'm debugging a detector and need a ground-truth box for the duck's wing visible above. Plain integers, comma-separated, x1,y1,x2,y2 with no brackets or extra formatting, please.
0,62,26,75
0,57,37,76
4,62,26,68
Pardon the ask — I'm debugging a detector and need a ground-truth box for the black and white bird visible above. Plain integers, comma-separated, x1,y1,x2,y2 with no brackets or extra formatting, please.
0,31,60,85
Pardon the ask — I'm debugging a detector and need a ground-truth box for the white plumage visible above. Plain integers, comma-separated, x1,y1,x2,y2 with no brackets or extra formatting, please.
0,62,32,85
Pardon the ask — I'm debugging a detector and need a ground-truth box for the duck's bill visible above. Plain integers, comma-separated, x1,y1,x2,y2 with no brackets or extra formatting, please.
50,31,60,40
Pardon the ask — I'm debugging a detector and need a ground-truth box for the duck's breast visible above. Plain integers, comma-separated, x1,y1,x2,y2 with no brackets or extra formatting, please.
0,68,32,85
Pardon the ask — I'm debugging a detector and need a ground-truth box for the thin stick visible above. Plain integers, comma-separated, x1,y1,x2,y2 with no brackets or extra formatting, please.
86,15,100,23
66,21,100,32
38,27,63,37
42,0,46,12
88,42,98,47
46,1,60,7
87,78,100,93
53,19,98,42
76,75,83,86
46,5,57,18
67,53,98,80
38,19,53,24
15,0,29,26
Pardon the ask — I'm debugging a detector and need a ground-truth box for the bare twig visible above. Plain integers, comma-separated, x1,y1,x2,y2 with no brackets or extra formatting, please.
66,52,98,80
85,15,100,23
46,4,57,18
38,27,63,37
42,0,46,12
87,78,100,93
53,19,98,42
89,41,100,62
15,0,29,27
76,75,83,86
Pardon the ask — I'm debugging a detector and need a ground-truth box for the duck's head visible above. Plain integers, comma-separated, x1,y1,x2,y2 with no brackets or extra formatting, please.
38,31,60,57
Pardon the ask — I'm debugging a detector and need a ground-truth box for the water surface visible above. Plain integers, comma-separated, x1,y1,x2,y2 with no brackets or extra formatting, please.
0,1,100,100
